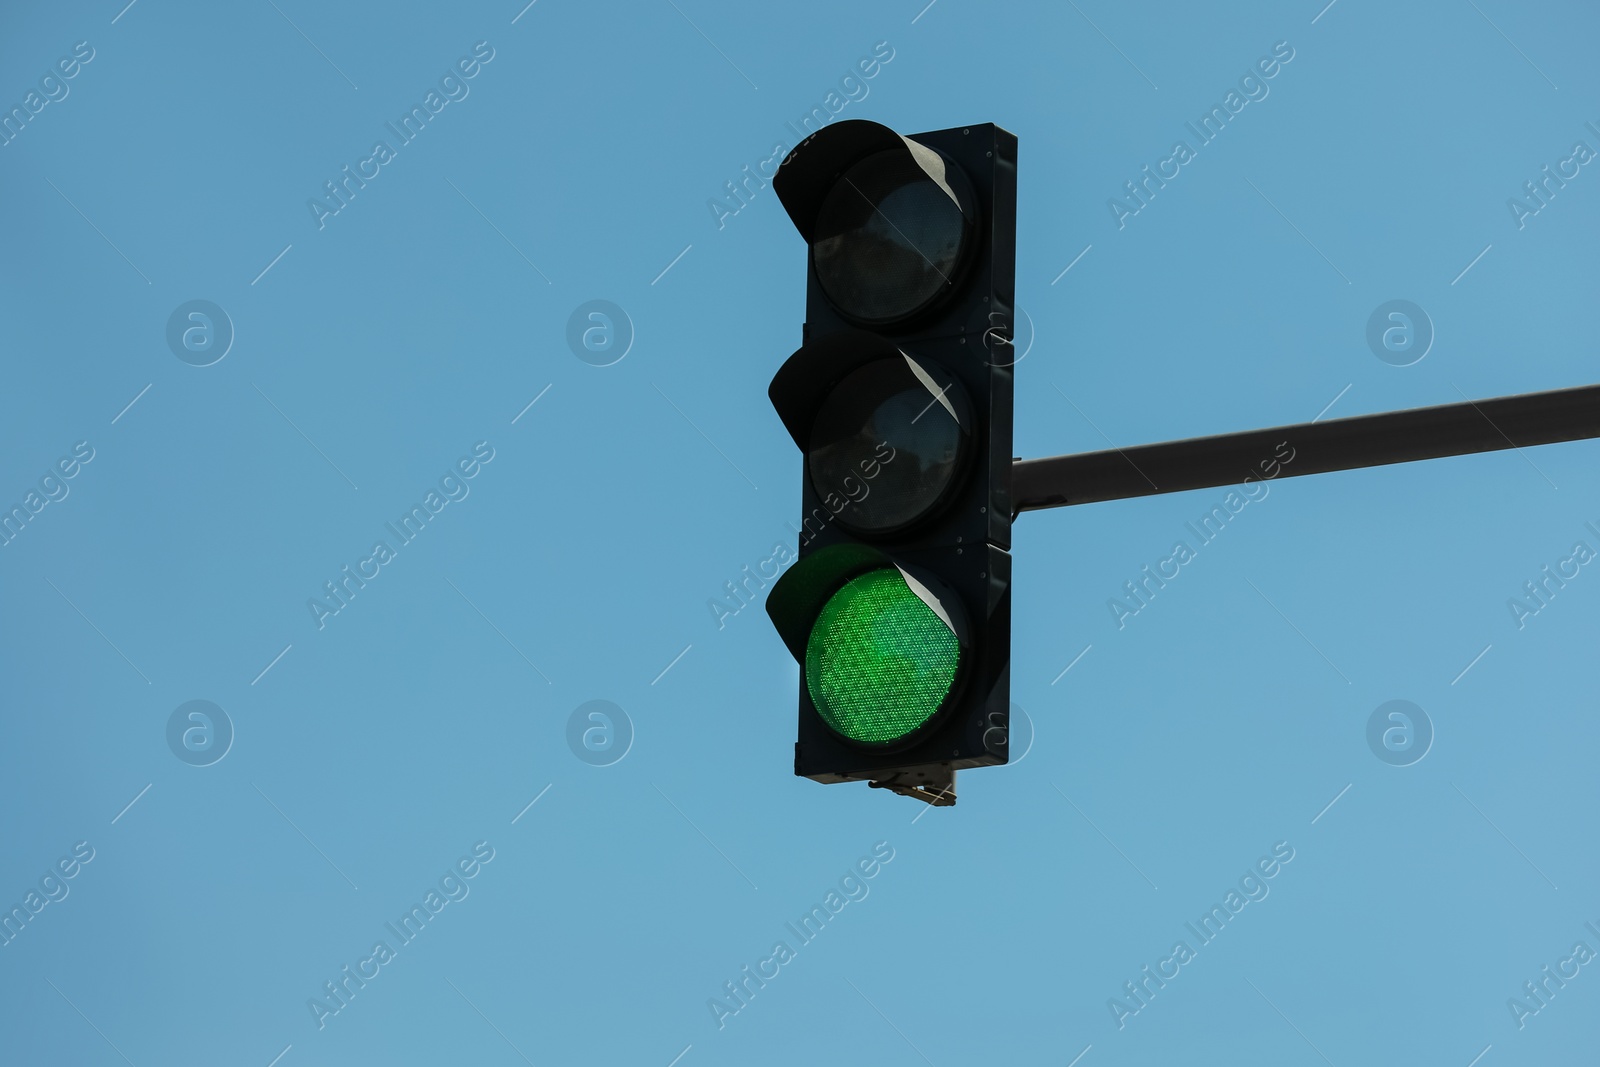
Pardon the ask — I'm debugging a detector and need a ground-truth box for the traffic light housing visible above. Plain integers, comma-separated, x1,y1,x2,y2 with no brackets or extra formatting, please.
765,120,1017,806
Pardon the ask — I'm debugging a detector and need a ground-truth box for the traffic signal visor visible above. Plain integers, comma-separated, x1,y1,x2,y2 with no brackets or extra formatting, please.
774,120,979,329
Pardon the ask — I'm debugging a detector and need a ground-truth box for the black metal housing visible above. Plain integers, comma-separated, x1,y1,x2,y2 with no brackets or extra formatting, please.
766,120,1018,796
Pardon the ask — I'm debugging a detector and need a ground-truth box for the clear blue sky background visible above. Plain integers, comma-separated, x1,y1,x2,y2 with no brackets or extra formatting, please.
3,1,1598,1064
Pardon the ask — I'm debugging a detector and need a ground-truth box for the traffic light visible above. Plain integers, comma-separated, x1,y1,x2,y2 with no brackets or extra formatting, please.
764,120,1017,806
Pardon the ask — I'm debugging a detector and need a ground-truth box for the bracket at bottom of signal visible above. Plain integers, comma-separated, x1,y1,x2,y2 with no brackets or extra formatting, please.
869,767,957,807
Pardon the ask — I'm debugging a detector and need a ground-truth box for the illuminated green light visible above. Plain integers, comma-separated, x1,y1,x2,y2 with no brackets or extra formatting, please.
804,568,961,745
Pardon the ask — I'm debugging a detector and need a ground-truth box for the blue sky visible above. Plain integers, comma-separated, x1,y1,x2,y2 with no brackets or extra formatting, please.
3,1,1598,1064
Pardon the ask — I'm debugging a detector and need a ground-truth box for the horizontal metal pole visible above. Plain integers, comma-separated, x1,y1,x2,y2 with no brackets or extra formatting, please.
1012,382,1600,513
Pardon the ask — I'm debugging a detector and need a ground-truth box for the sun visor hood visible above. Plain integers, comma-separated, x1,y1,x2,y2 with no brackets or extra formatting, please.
767,329,904,450
773,119,964,244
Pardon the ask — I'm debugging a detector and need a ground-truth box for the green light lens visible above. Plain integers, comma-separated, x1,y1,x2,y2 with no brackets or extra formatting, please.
805,568,961,745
